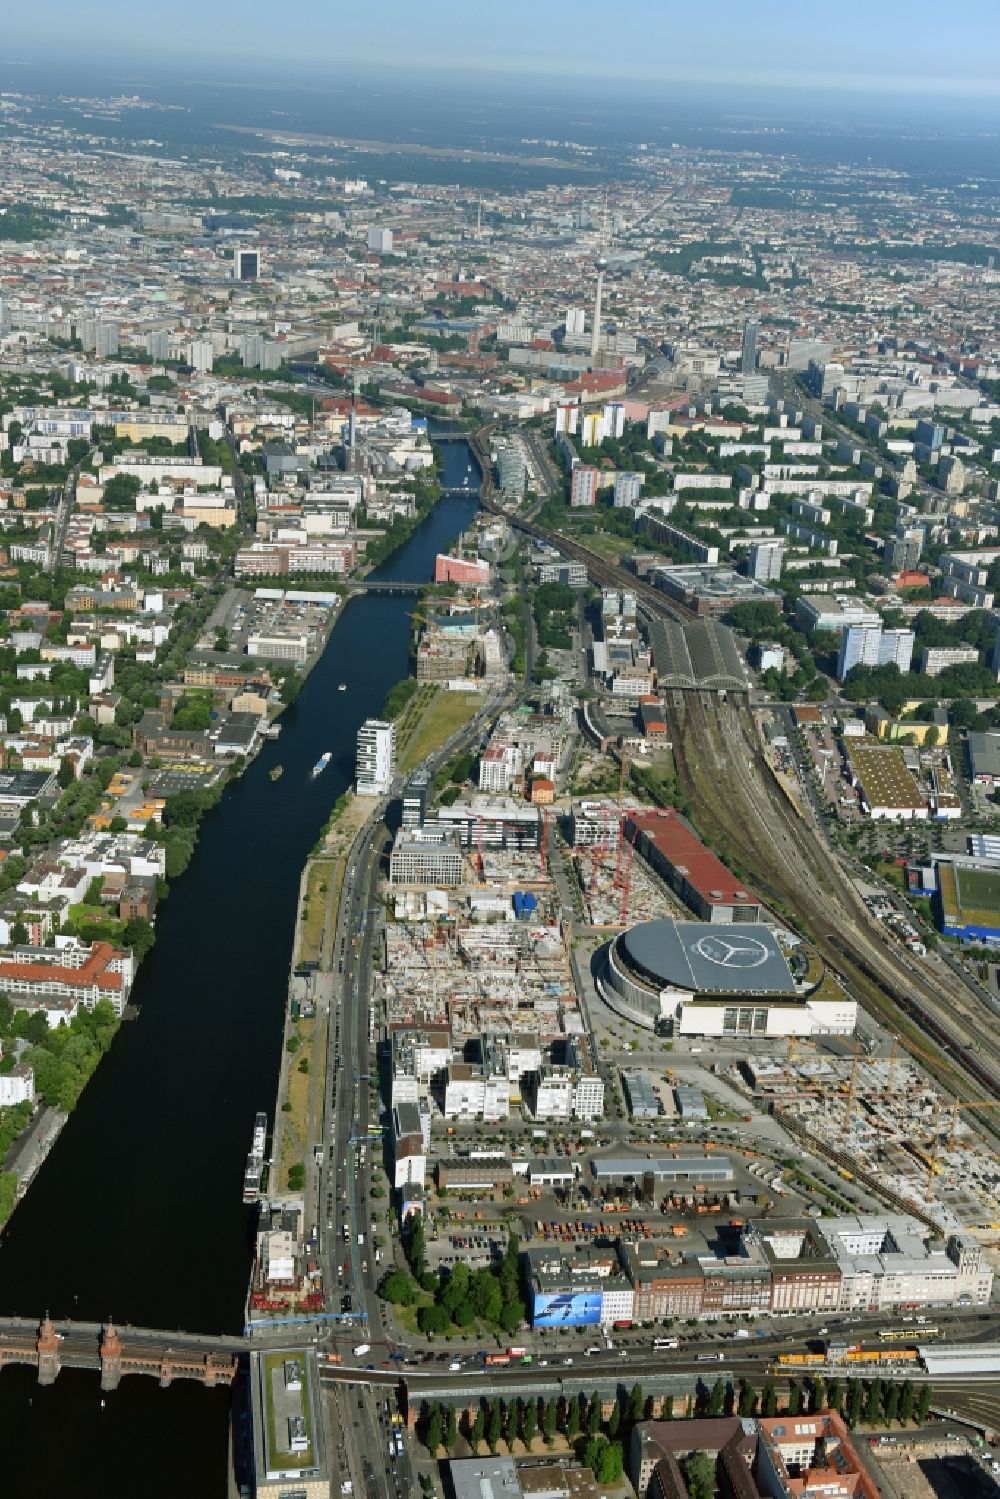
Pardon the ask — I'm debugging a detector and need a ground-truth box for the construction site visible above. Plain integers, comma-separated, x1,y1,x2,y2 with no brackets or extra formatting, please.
738,1048,1000,1243
381,842,581,1041
568,807,688,929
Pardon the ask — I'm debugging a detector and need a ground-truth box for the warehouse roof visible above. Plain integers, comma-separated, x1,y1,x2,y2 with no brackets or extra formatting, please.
626,808,760,911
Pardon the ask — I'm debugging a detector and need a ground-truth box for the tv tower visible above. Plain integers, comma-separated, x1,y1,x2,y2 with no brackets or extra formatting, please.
589,191,609,367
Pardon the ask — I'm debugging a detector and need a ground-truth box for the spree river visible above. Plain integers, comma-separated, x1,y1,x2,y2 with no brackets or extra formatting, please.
0,437,480,1496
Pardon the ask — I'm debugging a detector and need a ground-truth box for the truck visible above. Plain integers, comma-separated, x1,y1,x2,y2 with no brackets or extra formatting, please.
353,1343,371,1357
357,1233,364,1245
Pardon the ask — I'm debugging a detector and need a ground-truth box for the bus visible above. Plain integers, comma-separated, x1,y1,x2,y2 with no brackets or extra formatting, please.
879,1325,939,1341
652,1338,679,1351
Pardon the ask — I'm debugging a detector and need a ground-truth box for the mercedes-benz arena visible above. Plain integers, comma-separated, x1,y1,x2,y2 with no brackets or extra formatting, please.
598,917,857,1038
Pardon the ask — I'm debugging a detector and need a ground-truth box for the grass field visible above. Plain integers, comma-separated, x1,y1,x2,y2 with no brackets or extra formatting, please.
941,861,1000,928
399,686,481,772
576,531,634,561
299,861,333,965
278,1014,325,1190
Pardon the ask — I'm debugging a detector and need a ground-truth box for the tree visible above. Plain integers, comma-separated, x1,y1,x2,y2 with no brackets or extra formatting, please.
786,1382,801,1416
628,1383,644,1424
470,1405,486,1449
9,922,28,948
587,1396,601,1435
542,1397,557,1445
883,1382,900,1427
846,1379,863,1429
57,756,76,790
596,1442,624,1485
608,1400,621,1439
898,1380,915,1426
684,1452,716,1499
761,1379,778,1417
565,1394,580,1439
865,1379,882,1427
440,1261,470,1315
417,1303,450,1336
408,1215,426,1278
380,1269,415,1305
582,1436,605,1475
810,1376,827,1414
915,1383,932,1424
827,1378,842,1414
425,1405,442,1455
521,1397,537,1448
487,1399,501,1453
123,917,155,962
708,1378,726,1417
738,1379,756,1417
444,1407,457,1452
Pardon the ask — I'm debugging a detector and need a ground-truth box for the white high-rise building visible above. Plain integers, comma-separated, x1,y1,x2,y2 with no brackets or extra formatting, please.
837,623,882,680
878,628,915,673
356,718,396,796
188,339,214,373
748,540,784,583
565,307,586,336
613,472,643,508
367,226,394,255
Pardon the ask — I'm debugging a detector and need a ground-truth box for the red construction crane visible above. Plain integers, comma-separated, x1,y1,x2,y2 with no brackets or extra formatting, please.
539,806,552,876
619,824,636,927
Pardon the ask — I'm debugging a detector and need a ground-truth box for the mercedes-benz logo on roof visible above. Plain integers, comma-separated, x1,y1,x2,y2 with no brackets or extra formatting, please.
692,934,771,969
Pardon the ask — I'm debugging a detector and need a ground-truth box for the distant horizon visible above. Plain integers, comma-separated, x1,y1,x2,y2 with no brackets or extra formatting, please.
1,55,999,133
3,0,1000,113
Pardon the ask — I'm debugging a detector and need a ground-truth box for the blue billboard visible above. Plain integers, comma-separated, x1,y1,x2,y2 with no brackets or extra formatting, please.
532,1291,601,1328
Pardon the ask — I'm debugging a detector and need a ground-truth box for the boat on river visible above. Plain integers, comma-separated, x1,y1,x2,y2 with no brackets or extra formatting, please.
243,1112,268,1203
312,751,333,777
269,765,284,781
338,683,347,692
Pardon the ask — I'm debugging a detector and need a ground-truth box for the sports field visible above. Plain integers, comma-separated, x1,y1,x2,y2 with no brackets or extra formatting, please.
946,863,1000,927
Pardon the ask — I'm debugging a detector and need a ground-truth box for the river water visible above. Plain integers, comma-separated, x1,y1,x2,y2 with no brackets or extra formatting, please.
0,438,479,1495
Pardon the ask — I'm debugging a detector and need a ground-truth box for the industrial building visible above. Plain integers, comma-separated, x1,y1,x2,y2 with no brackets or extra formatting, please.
624,808,762,924
600,917,856,1037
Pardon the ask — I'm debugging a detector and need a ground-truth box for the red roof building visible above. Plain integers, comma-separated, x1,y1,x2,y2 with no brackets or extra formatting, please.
625,808,761,924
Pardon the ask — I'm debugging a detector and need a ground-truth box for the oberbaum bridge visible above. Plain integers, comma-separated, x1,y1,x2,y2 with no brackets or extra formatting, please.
0,1314,250,1390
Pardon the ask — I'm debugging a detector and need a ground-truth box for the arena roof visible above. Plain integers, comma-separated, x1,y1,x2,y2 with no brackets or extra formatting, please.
648,616,746,692
619,918,797,996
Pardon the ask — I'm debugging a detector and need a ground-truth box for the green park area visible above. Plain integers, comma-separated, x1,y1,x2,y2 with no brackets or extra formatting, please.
398,687,482,772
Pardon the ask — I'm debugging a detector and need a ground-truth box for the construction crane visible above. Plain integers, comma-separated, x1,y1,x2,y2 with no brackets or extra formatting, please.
940,1098,1000,1156
539,806,551,877
841,1041,865,1138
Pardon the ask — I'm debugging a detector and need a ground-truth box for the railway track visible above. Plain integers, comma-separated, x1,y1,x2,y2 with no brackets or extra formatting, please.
480,445,1000,1109
666,693,1000,1111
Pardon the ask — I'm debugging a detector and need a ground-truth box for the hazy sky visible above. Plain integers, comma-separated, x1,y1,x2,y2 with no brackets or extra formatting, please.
6,0,1000,99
